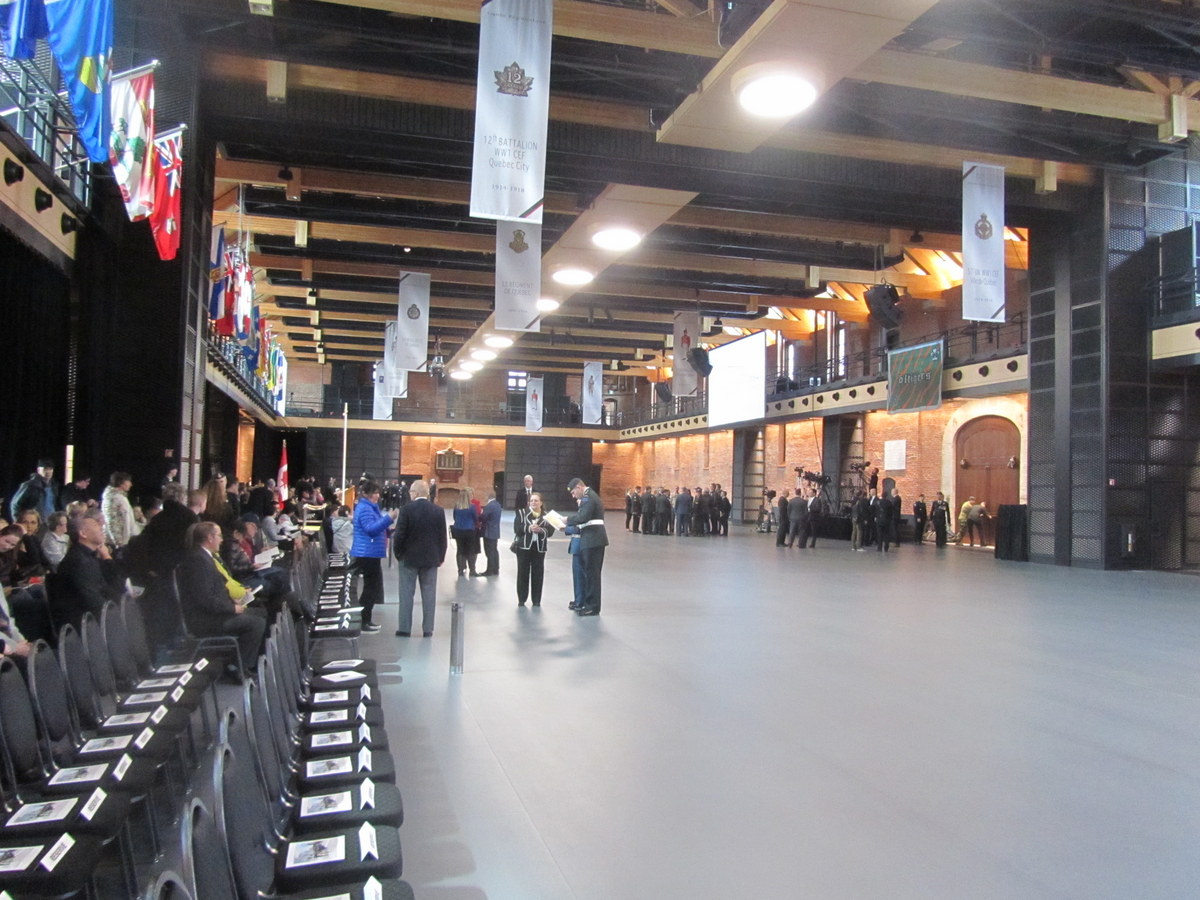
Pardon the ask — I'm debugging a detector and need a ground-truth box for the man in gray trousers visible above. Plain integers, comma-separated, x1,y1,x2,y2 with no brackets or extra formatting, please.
392,479,448,637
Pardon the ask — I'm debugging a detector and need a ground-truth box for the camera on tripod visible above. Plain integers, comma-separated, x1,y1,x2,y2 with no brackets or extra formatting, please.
800,470,831,486
848,460,872,472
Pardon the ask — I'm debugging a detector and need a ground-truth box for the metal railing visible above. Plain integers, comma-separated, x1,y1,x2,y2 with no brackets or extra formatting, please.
1151,271,1200,320
206,323,278,413
286,398,619,428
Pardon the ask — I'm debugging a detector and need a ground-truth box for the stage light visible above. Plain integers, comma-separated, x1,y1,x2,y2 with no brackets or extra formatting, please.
484,335,513,348
552,267,594,286
734,62,821,118
461,360,484,372
471,348,497,361
591,226,642,252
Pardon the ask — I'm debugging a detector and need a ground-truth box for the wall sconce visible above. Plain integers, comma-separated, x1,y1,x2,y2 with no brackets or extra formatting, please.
960,458,970,469
1007,456,1019,469
60,214,80,235
34,188,53,212
3,159,23,186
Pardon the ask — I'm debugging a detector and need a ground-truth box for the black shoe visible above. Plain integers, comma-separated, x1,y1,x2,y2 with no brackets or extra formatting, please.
362,623,382,633
518,601,526,606
568,602,579,610
575,607,599,616
423,631,433,637
395,630,411,637
531,601,540,607
469,571,482,577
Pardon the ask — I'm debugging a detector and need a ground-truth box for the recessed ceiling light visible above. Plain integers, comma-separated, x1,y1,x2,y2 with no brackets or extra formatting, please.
552,267,594,286
591,226,642,252
484,335,513,348
734,62,822,118
471,348,497,361
450,370,473,380
461,360,484,372
536,297,560,312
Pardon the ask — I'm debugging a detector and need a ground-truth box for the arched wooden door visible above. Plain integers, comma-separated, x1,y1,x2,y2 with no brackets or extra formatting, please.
955,416,1020,545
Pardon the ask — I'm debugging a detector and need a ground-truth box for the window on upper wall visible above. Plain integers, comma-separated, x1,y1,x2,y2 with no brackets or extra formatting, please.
507,370,527,392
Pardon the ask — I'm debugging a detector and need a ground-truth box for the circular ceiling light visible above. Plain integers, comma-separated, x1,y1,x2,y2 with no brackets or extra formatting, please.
591,226,642,252
536,296,561,312
470,348,498,361
460,360,484,372
449,370,473,380
484,335,514,349
734,62,822,118
551,267,594,286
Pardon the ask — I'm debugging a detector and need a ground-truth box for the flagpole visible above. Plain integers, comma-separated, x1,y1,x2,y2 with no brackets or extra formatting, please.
341,403,349,501
112,60,160,82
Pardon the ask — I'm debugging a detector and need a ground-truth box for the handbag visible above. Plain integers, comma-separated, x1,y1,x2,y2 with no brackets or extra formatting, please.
509,538,520,553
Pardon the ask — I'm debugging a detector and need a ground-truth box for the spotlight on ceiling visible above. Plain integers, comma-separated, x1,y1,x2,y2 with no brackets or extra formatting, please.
450,370,473,381
484,334,513,349
551,267,594,286
734,61,822,118
591,225,642,252
461,360,484,372
536,297,561,312
471,348,497,361
277,165,293,181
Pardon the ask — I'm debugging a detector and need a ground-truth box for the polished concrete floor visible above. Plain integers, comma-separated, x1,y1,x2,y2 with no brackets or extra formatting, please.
363,519,1200,900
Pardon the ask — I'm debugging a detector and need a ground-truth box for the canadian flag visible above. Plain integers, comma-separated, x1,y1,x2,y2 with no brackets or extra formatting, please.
277,441,289,502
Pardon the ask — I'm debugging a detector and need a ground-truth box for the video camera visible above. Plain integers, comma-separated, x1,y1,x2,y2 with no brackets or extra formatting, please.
800,470,831,486
848,460,872,472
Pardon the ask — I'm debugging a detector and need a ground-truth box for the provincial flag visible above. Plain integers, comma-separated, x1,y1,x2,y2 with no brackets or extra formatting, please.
108,70,155,220
277,441,289,500
149,130,183,260
43,0,112,163
208,225,230,327
1,0,48,61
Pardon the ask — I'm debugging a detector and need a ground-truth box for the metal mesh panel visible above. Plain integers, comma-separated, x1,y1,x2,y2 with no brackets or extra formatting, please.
1072,536,1102,562
1147,205,1188,233
1148,182,1187,208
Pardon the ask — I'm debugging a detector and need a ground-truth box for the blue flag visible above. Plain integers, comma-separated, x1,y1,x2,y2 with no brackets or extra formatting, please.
1,0,48,60
43,0,112,163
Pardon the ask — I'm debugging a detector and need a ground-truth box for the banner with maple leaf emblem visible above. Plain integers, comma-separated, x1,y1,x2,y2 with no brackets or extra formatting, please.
469,0,552,223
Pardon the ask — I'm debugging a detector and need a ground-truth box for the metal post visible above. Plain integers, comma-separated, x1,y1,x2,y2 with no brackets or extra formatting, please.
449,602,464,675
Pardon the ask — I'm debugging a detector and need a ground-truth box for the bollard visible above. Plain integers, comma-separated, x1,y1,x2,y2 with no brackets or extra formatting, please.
449,602,464,675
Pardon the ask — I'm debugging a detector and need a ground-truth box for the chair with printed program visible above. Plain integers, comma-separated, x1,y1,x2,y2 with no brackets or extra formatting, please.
212,743,409,899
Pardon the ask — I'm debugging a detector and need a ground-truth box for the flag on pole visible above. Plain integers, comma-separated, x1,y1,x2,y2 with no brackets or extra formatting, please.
149,129,183,260
108,70,155,220
208,226,231,328
277,441,289,501
1,0,48,61
43,0,112,163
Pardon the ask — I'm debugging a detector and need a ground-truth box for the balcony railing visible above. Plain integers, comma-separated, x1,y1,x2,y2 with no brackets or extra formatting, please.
206,324,278,414
286,399,619,428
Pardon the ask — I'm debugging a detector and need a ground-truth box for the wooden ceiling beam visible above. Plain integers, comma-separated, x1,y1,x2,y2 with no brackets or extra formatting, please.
215,211,494,254
251,253,495,285
308,0,722,57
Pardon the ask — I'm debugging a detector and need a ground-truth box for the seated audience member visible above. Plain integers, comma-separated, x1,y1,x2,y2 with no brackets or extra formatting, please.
177,522,265,676
52,511,123,630
331,506,354,555
41,512,70,570
16,509,45,540
14,509,51,573
187,489,207,518
220,515,296,620
0,524,53,642
201,475,235,529
101,471,142,549
0,588,33,673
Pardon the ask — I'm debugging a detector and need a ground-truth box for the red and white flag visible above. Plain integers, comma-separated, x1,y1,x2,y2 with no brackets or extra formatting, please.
149,129,183,260
108,71,155,220
277,441,289,501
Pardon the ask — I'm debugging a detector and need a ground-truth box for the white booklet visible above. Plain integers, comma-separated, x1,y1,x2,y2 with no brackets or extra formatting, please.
49,764,108,786
306,756,353,778
0,845,42,873
311,730,353,748
299,791,353,818
285,835,346,868
311,690,349,704
319,670,366,683
104,711,150,727
309,709,349,725
8,798,77,826
80,734,133,754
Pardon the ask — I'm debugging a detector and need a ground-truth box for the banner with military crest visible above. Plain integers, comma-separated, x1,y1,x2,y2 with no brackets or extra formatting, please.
494,221,541,332
394,272,431,371
961,162,1006,323
469,0,552,223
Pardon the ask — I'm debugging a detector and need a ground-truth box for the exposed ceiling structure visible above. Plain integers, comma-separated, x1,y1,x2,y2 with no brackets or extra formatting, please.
144,0,1200,377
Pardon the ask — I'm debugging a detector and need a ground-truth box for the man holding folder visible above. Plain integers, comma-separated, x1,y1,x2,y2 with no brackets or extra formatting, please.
551,477,607,617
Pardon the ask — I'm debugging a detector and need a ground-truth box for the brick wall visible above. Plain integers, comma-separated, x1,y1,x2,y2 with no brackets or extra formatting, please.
763,420,826,495
400,435,507,507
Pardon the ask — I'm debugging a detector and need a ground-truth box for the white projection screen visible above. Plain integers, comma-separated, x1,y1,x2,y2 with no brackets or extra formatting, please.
707,331,767,428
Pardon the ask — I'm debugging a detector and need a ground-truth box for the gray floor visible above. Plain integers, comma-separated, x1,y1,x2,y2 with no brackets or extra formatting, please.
364,519,1200,900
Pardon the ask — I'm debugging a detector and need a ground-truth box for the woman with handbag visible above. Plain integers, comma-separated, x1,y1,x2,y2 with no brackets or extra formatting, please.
513,492,555,607
451,487,481,576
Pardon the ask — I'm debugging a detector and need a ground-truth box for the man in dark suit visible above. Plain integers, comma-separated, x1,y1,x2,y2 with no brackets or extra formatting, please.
176,522,266,675
800,488,821,548
565,477,607,616
912,494,928,544
392,479,447,637
876,489,895,553
52,511,124,630
514,474,534,512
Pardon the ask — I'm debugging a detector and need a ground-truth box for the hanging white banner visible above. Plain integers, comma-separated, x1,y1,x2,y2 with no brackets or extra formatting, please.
582,361,603,425
394,272,431,371
494,222,541,332
525,376,544,433
672,310,701,398
470,0,552,223
372,362,393,421
381,322,410,397
962,162,1006,323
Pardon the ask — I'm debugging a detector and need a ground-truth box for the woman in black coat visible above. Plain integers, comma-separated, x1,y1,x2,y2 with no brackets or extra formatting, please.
513,493,555,607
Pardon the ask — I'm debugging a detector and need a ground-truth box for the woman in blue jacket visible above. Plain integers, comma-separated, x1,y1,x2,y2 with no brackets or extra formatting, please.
351,481,396,632
451,488,481,576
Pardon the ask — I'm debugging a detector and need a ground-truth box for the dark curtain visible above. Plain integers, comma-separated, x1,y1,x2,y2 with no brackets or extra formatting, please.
0,231,71,510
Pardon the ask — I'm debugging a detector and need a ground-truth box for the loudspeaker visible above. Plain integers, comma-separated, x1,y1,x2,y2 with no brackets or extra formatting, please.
687,347,713,377
865,283,903,329
654,382,673,403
